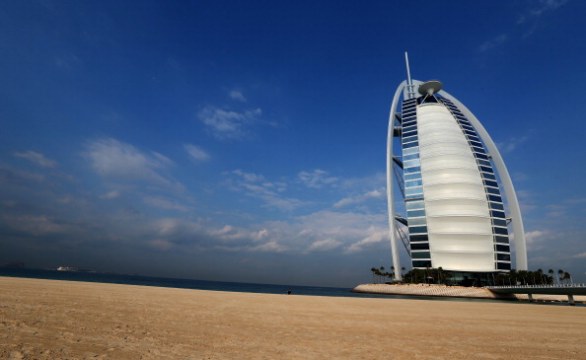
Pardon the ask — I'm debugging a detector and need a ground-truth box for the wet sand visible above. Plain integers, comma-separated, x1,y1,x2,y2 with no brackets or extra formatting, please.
1,276,585,359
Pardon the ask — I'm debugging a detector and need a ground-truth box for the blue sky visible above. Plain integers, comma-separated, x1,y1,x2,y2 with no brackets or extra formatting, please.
1,0,585,286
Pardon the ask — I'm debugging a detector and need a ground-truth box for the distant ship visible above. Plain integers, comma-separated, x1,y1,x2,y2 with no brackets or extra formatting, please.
56,266,79,272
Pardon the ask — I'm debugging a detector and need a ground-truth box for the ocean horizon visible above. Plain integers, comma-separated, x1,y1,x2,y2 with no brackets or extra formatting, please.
3,267,572,306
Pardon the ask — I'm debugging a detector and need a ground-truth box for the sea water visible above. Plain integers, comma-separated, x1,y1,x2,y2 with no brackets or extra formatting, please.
0,268,576,306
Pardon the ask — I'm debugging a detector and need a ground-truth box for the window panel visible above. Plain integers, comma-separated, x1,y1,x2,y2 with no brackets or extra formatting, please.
404,166,421,173
489,202,504,211
407,209,426,218
405,180,422,187
488,195,502,204
410,242,429,250
496,244,510,252
492,219,507,227
412,260,432,268
406,201,424,210
409,226,428,234
411,251,431,259
491,210,506,218
408,217,427,226
494,236,509,244
494,227,508,235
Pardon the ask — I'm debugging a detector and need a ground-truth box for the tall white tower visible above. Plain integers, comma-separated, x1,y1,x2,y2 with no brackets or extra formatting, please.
386,54,527,281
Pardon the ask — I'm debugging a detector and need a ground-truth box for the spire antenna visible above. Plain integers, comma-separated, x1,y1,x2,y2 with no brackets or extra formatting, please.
404,52,414,99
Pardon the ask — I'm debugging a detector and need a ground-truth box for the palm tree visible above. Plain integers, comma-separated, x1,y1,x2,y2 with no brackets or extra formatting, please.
558,269,564,284
370,267,376,283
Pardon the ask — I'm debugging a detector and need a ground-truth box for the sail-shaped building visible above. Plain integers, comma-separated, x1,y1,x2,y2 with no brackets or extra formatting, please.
387,54,527,281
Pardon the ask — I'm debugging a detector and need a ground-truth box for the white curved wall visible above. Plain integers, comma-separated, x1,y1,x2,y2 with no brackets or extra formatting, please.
417,103,495,272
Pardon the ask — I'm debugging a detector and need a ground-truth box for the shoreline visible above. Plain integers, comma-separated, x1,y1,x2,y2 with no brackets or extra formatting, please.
352,283,586,303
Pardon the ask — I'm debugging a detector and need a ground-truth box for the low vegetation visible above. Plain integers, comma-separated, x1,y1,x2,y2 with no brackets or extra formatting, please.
370,266,573,287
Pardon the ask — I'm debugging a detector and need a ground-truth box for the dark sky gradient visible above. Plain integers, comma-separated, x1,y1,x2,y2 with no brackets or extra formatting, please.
1,0,585,286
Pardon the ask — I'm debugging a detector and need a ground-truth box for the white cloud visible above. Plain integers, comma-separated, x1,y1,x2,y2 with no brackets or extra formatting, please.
478,34,508,52
496,135,529,154
517,0,569,24
229,90,247,102
345,228,388,254
149,239,173,251
1,214,68,236
198,106,262,140
227,169,302,211
298,169,338,189
250,240,287,253
143,195,191,212
307,238,342,252
184,144,210,161
84,138,181,190
100,190,120,200
573,252,586,259
334,188,385,208
523,230,551,252
14,150,57,168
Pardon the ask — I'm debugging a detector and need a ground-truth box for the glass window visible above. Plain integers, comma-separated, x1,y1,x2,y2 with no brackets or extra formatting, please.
402,120,416,127
403,130,417,138
412,260,432,268
470,140,483,148
491,210,506,218
409,217,427,226
406,201,424,210
403,142,419,149
405,180,422,187
402,136,418,145
405,187,423,197
404,166,421,173
494,236,508,243
403,159,420,168
496,253,510,261
410,234,428,242
486,187,500,195
492,218,507,227
465,130,477,136
496,244,510,252
403,147,419,155
497,262,511,270
494,227,508,235
403,153,419,161
468,135,480,142
483,173,496,181
489,202,504,211
409,226,428,234
475,153,488,160
411,251,431,259
410,242,429,250
483,179,498,187
407,209,426,217
473,147,486,154
404,173,421,181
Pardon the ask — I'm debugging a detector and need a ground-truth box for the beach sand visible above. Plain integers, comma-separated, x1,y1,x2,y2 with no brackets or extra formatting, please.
1,277,585,359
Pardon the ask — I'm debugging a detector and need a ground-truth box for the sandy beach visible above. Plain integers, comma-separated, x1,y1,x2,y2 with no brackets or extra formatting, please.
1,277,585,359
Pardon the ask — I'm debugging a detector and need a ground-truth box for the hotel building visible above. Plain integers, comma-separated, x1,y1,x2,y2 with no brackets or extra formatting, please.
386,55,527,281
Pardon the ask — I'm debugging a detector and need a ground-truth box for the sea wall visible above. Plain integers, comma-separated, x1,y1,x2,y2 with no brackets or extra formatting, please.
353,284,586,303
352,283,508,299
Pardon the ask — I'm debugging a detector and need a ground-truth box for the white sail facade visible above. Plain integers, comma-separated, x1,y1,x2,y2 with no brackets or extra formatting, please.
386,71,527,280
